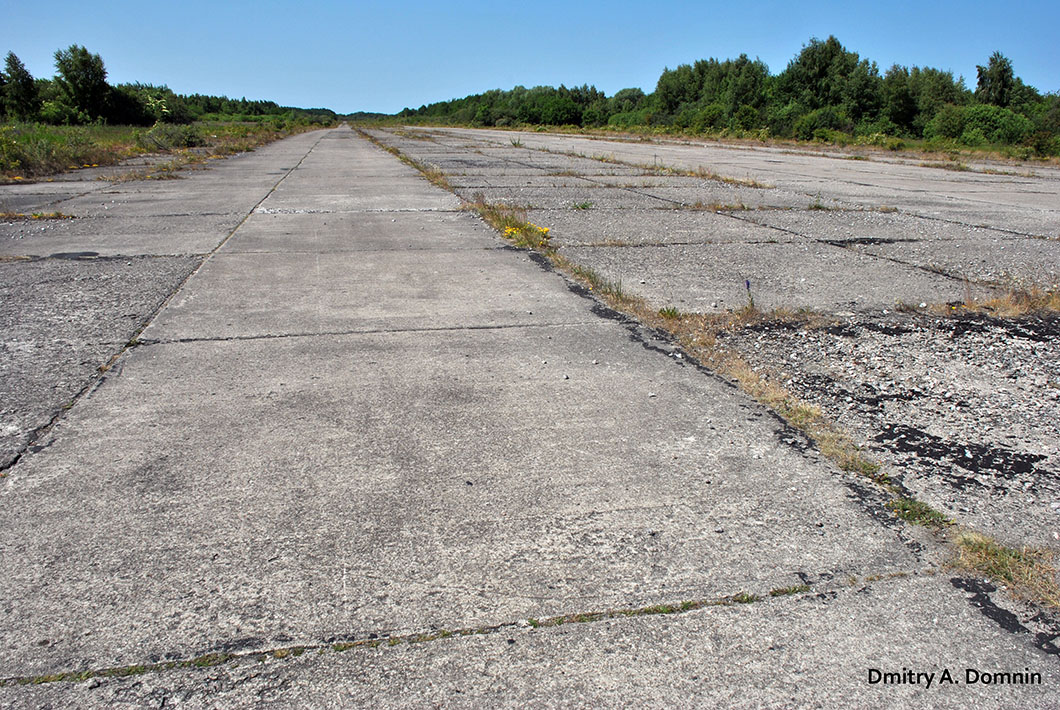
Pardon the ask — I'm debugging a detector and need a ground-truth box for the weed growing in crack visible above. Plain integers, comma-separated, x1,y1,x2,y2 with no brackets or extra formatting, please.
0,211,75,220
571,201,594,210
887,498,951,528
684,200,750,211
808,196,832,210
769,584,811,597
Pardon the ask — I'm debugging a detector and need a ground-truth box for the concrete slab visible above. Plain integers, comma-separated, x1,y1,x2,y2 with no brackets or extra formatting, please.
560,241,989,312
525,208,795,247
851,236,1060,287
626,185,816,209
0,321,917,678
259,187,461,213
446,175,600,189
142,248,597,340
739,208,1060,286
4,575,1054,709
742,207,1023,242
0,214,244,257
452,185,667,210
226,210,501,254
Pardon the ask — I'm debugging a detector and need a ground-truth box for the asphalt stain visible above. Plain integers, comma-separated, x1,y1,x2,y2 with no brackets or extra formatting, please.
950,576,1060,656
873,423,1051,492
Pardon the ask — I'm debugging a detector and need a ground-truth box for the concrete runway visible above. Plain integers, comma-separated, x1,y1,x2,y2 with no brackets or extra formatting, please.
1,127,1056,707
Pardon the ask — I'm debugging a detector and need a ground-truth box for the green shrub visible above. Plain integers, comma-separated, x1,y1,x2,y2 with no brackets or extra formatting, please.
730,104,759,131
959,127,987,146
961,103,1032,144
794,107,845,140
692,104,725,132
38,99,89,126
137,123,204,150
924,104,965,140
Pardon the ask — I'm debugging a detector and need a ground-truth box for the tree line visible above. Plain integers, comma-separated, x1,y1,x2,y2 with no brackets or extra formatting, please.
398,36,1059,156
0,45,337,126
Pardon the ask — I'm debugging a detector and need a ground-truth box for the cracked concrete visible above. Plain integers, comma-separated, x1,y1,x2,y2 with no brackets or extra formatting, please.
1,126,1058,707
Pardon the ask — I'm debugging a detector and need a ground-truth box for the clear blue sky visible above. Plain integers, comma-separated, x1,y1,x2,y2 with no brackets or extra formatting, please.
3,0,1057,114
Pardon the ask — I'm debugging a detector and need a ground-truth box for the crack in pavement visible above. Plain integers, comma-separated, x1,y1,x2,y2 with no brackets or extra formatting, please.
137,320,601,346
0,566,945,688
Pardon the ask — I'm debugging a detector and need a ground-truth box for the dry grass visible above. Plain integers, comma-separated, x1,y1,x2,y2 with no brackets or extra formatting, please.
690,165,773,189
961,286,1060,317
555,148,774,188
682,200,751,211
952,530,1060,609
919,160,971,172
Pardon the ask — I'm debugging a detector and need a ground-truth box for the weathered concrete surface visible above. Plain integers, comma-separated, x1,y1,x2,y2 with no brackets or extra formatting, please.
0,130,326,472
372,127,1060,552
427,126,1060,238
7,575,1058,709
1,127,1057,707
0,255,198,468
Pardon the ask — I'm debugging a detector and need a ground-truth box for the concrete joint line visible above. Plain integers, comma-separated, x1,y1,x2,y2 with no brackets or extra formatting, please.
0,566,943,689
138,320,601,346
720,210,999,289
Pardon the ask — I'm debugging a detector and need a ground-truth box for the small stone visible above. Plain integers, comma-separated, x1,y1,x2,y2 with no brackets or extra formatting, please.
563,374,569,380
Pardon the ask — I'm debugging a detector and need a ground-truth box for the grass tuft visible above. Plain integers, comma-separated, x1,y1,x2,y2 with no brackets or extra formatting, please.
952,530,1060,608
887,498,951,528
956,286,1060,317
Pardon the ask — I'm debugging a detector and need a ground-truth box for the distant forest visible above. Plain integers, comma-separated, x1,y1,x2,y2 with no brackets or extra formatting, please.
398,36,1059,156
0,44,337,126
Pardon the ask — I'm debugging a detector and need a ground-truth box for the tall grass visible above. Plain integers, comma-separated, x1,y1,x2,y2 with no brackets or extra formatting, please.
1,119,332,180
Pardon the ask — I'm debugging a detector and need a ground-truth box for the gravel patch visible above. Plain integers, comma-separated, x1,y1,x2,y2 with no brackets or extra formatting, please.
721,312,1060,548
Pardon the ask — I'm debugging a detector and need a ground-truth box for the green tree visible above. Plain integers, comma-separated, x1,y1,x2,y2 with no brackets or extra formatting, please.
654,64,698,114
53,44,109,120
609,88,646,114
776,36,860,111
882,65,916,132
975,51,1014,108
4,52,40,120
